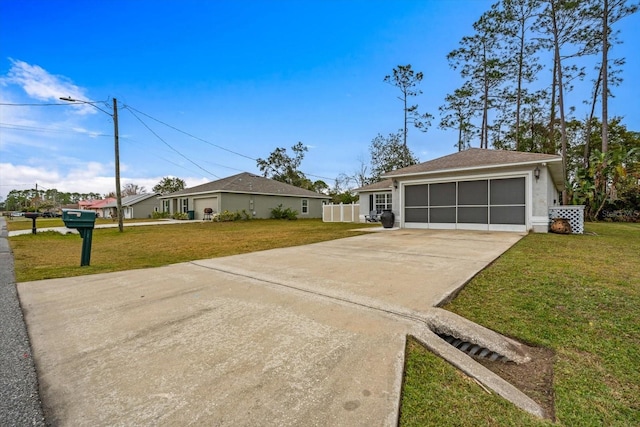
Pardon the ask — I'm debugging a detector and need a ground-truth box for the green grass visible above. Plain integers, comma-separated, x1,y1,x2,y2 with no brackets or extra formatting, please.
400,222,640,426
8,219,375,281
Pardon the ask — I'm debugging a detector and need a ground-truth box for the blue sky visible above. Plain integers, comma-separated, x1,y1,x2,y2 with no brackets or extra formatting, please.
1,0,639,201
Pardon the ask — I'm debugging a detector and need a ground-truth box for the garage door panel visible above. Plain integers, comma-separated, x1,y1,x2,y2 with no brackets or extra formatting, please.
458,207,488,224
490,206,525,225
490,178,525,205
405,185,429,207
458,180,488,205
430,183,456,206
430,207,456,223
405,208,429,222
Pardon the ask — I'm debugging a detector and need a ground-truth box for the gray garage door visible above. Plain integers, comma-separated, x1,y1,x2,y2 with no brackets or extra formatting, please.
404,177,525,230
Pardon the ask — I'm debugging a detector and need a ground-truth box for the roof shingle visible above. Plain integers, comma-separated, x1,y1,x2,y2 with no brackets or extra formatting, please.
162,172,329,199
383,148,562,178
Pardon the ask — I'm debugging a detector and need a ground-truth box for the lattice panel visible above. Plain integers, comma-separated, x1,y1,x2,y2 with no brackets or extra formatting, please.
549,206,585,234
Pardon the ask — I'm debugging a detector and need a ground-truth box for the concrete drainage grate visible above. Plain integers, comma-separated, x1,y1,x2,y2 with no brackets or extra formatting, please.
438,333,513,363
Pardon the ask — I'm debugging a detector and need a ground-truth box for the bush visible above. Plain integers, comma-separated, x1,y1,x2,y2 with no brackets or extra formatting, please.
172,212,188,220
270,204,298,220
214,210,252,222
152,211,170,219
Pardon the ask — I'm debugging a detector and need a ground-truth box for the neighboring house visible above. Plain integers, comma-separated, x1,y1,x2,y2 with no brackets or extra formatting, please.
159,172,330,220
82,197,116,219
356,148,564,233
102,194,161,219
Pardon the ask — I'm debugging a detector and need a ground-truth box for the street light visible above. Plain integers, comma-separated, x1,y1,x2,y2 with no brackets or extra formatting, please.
60,96,123,232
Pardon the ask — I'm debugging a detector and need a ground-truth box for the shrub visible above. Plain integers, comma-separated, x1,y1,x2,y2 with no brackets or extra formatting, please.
214,210,252,222
152,211,170,219
270,204,298,220
172,212,188,220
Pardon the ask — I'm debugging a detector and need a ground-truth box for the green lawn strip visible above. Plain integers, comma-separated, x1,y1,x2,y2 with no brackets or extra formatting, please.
10,219,375,281
399,338,551,427
401,222,639,426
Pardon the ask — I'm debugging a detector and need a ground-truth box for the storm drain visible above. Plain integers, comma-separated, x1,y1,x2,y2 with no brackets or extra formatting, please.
438,333,513,363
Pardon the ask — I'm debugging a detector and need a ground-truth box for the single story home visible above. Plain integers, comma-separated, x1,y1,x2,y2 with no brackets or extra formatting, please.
79,197,116,219
159,172,330,220
103,193,161,219
356,148,564,233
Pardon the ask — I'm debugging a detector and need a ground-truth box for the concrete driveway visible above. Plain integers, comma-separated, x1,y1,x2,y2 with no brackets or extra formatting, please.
17,229,524,426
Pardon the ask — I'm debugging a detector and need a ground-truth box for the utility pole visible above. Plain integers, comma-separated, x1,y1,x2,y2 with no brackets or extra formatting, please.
113,98,123,232
60,96,124,232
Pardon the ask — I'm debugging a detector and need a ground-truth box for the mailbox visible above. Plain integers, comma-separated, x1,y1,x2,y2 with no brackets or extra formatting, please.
62,209,96,229
62,209,97,266
24,212,41,235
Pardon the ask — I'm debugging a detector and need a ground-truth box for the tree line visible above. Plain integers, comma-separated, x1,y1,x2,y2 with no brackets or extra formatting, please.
258,0,639,220
1,178,186,212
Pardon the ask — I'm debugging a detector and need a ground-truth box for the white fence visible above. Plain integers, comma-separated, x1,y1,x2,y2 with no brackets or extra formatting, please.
322,203,361,223
549,205,585,234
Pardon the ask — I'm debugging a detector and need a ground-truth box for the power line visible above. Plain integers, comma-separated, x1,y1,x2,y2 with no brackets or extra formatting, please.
124,104,257,161
125,107,220,179
123,104,337,183
0,122,111,137
0,102,71,107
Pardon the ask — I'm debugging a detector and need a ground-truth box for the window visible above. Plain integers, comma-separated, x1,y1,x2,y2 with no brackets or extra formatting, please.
181,199,188,213
163,200,169,213
374,193,392,212
301,199,309,214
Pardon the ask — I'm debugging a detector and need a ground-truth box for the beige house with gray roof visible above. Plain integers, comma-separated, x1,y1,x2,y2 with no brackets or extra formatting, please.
159,172,330,220
357,149,564,233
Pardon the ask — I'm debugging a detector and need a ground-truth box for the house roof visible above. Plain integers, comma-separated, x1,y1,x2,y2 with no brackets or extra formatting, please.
160,172,330,199
383,148,562,178
354,179,394,193
102,193,159,208
83,198,116,209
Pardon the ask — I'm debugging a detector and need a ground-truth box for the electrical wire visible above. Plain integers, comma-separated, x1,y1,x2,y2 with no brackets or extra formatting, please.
123,104,337,183
125,107,220,179
0,122,111,137
124,104,256,161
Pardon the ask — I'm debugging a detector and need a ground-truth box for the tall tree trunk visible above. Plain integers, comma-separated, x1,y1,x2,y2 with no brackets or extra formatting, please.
602,0,609,153
515,21,525,151
547,58,557,155
403,88,408,149
551,0,569,204
584,63,603,168
481,43,489,149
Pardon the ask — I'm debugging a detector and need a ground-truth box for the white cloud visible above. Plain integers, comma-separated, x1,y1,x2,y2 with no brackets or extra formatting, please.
1,59,95,115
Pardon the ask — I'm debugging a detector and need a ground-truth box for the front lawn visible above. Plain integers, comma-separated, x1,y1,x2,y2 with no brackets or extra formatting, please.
400,222,640,426
8,219,375,281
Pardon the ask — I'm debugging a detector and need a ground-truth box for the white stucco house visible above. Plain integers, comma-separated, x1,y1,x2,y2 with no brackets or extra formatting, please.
356,148,564,233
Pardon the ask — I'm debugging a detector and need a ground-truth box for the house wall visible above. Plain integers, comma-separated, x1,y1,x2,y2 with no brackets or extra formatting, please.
221,193,325,218
129,197,160,219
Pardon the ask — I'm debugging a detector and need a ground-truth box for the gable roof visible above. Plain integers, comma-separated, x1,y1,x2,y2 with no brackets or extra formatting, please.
354,179,393,193
383,148,562,178
84,198,116,209
102,194,158,208
160,172,329,199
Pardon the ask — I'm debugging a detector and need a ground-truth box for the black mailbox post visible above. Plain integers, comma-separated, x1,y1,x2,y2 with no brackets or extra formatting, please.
62,209,97,266
24,212,41,235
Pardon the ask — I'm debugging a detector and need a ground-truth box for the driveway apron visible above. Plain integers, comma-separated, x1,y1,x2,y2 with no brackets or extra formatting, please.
17,229,524,426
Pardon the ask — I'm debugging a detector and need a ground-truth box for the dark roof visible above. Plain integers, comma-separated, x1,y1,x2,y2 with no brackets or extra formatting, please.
354,179,393,193
383,148,562,178
162,172,329,199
